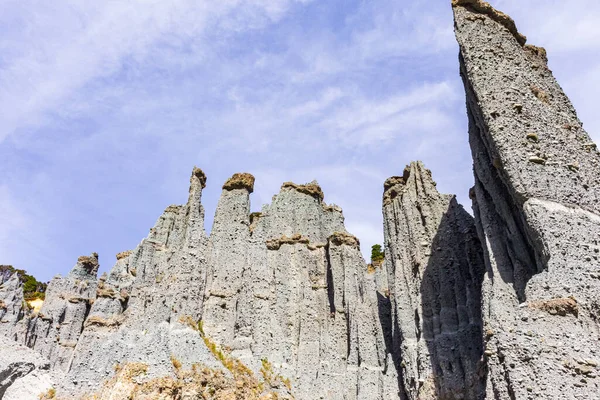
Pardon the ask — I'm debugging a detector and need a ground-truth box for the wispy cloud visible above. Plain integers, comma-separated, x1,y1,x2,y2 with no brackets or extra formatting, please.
1,0,598,279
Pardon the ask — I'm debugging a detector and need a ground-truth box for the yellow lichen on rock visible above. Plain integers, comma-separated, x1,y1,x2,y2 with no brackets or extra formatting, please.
265,234,310,250
191,166,207,188
329,231,360,249
529,297,578,317
223,172,255,193
116,250,132,261
281,181,324,201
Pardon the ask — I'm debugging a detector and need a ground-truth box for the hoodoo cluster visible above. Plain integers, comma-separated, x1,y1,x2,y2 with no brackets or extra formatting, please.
1,1,599,399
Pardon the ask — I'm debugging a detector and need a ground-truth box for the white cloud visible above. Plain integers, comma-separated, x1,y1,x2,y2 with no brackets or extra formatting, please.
1,0,598,281
0,0,308,142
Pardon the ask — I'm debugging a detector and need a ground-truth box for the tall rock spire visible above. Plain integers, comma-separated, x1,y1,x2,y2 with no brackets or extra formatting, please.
202,173,254,345
382,161,486,399
454,1,600,398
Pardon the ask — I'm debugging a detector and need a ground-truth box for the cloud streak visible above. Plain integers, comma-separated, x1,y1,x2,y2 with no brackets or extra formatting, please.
1,0,598,280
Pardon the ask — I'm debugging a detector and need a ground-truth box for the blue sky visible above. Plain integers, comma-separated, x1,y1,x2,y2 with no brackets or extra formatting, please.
1,0,599,281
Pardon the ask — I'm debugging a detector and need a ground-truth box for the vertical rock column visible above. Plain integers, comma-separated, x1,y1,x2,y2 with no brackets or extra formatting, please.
382,161,486,399
454,1,600,398
244,182,399,400
203,173,254,345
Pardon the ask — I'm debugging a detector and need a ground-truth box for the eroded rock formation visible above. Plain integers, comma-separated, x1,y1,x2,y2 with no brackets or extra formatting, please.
454,0,600,398
1,1,599,399
25,254,99,372
0,168,399,399
0,335,53,400
383,161,486,399
0,274,27,340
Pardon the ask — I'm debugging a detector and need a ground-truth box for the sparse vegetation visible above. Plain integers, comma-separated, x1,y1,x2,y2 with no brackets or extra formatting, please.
530,85,550,104
39,387,56,399
0,265,47,301
371,244,385,265
170,355,182,370
87,322,294,399
281,181,324,202
222,172,255,192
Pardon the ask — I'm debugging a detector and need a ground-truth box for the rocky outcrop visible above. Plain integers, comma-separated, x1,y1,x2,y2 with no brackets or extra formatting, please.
1,2,599,399
62,167,220,395
0,168,397,399
203,174,398,399
0,335,53,400
454,1,600,398
383,161,486,399
26,253,99,372
0,274,26,340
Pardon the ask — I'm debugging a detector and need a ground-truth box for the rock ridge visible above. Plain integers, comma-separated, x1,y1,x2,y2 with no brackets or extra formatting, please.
1,2,599,399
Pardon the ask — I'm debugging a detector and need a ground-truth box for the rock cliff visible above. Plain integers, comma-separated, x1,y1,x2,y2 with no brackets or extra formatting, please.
0,168,399,399
0,1,599,399
454,0,600,398
383,161,486,399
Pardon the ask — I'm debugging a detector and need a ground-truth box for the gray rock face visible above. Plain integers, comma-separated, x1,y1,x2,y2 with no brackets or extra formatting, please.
454,1,600,398
62,167,220,395
382,161,486,399
26,254,99,372
0,274,27,341
0,335,53,400
8,169,396,399
203,176,399,399
1,3,599,399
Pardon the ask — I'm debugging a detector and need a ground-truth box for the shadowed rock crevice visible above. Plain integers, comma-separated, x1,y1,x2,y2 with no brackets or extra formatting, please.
420,201,486,399
463,80,540,301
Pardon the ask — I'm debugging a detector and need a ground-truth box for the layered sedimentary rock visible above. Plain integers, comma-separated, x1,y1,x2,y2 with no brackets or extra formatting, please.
63,167,221,395
454,0,600,398
382,161,486,399
1,2,599,399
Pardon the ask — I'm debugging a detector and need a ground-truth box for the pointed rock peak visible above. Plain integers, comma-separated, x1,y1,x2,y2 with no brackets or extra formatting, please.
116,250,132,261
384,161,439,206
328,231,360,249
70,253,99,278
281,181,324,202
190,166,207,190
383,165,411,192
222,172,255,193
452,0,526,45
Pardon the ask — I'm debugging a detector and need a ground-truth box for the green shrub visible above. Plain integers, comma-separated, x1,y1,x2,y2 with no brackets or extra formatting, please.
371,244,385,264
